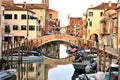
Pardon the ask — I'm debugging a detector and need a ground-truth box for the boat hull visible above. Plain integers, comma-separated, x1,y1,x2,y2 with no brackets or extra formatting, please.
0,69,16,80
72,56,96,70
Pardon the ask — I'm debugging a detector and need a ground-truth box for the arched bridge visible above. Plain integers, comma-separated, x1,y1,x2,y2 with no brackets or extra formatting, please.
2,34,95,60
26,34,95,48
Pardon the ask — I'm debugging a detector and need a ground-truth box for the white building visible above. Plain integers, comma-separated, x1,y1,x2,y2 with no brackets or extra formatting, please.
3,4,40,44
0,0,5,59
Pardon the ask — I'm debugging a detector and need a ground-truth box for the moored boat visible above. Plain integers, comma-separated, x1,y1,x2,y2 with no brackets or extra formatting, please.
0,69,17,80
72,56,96,70
2,50,44,61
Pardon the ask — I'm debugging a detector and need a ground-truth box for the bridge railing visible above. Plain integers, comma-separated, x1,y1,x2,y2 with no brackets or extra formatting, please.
2,34,95,54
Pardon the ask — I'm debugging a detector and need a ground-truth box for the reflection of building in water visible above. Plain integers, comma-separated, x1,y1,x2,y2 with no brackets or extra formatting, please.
38,42,60,59
13,62,45,80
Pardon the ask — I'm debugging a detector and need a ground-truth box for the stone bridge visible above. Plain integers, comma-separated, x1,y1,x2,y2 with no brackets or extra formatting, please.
2,34,95,59
26,34,95,48
25,34,94,47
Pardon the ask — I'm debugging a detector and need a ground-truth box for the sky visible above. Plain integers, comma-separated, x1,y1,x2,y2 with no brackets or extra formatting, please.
14,0,118,26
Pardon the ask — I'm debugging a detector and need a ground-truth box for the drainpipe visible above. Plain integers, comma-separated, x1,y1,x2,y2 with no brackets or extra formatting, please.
0,1,2,60
23,1,29,38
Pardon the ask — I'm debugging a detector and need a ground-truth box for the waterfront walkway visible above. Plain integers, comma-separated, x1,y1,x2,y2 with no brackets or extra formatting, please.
91,44,119,58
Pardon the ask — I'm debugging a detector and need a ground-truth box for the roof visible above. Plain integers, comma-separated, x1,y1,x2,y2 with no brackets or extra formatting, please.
70,17,82,20
3,4,36,14
1,0,47,9
47,9,58,12
1,0,13,4
15,4,47,9
88,2,117,10
3,4,27,11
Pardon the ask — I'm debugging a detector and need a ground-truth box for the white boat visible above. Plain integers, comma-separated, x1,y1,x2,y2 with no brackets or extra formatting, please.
0,69,16,80
3,51,44,61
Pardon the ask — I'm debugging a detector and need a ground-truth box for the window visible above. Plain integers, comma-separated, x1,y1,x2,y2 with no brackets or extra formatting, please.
21,14,26,19
21,25,26,30
3,10,4,16
40,16,42,20
89,21,92,26
100,12,103,16
4,14,12,19
89,12,93,16
5,25,10,33
29,25,35,30
13,25,18,30
14,14,17,19
49,14,52,19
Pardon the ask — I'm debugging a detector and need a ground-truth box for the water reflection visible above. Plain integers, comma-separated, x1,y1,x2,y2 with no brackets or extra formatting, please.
12,60,85,80
12,61,43,80
8,44,84,80
59,44,68,58
48,64,74,80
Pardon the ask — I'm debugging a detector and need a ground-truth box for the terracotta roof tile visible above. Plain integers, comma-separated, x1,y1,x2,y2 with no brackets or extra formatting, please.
1,0,47,9
1,0,14,4
48,9,58,12
3,4,36,14
70,17,82,20
88,2,117,10
14,4,47,9
3,4,27,11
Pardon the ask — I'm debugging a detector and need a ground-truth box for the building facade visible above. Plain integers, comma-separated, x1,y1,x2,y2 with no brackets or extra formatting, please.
68,17,82,36
100,4,117,48
86,1,117,45
3,3,40,44
0,0,5,59
46,9,59,34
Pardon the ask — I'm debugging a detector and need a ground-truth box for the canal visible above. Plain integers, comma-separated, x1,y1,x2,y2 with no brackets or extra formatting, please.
5,44,85,80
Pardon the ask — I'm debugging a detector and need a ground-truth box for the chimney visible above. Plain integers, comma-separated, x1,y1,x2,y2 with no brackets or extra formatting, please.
23,1,26,9
42,0,45,4
109,1,112,7
91,5,93,8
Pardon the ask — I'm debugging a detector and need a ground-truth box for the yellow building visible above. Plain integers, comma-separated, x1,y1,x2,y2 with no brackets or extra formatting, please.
86,1,116,44
116,0,120,48
100,4,117,48
47,9,58,20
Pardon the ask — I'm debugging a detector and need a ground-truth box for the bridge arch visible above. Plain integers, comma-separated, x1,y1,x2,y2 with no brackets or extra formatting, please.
25,34,95,49
28,34,80,47
1,34,95,60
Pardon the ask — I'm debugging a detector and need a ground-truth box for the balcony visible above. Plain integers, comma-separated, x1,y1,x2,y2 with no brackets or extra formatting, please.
99,27,110,36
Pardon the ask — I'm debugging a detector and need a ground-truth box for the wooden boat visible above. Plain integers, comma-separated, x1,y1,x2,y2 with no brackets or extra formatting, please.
72,56,96,70
0,69,16,80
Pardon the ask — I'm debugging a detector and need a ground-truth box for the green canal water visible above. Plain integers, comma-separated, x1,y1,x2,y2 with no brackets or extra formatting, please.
3,44,85,80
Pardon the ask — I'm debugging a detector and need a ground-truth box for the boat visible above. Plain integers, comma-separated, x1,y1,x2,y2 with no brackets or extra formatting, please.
72,56,96,70
2,50,44,61
76,63,119,80
0,69,16,80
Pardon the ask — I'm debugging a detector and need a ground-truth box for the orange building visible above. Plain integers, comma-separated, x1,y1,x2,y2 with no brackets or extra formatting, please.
46,9,59,34
68,17,82,36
